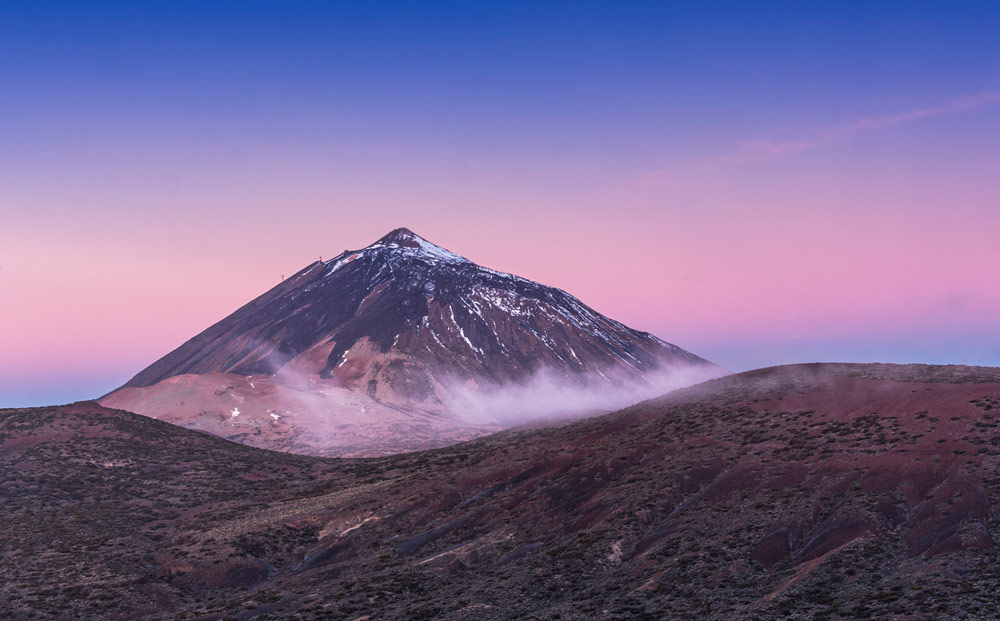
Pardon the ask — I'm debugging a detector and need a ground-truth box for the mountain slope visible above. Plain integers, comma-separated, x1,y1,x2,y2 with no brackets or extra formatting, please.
10,363,1000,619
121,228,711,387
101,228,721,456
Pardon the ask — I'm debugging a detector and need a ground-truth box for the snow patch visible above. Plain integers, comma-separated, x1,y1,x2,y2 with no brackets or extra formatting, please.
323,252,361,275
429,328,446,350
366,236,468,266
458,326,482,355
448,305,483,355
568,347,581,363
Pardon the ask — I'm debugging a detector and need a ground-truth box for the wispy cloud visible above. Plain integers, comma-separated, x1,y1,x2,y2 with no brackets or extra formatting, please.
633,91,1000,187
722,90,1000,164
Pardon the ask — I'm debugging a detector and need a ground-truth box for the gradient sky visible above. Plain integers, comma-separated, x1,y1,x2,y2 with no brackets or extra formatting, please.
3,2,999,406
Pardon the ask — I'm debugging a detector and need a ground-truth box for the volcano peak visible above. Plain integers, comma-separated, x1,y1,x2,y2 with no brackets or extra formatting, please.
105,229,720,456
365,227,468,264
374,227,427,248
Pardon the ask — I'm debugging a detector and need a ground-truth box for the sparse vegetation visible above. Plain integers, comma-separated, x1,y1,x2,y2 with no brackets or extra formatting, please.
4,363,1000,619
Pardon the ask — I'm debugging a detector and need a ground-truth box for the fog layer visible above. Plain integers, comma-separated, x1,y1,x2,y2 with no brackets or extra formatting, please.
445,364,728,426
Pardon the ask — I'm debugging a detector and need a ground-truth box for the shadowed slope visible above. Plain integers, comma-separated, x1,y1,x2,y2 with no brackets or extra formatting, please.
119,228,712,389
101,228,721,457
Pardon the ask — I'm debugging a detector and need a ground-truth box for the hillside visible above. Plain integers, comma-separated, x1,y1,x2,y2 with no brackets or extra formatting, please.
6,363,1000,618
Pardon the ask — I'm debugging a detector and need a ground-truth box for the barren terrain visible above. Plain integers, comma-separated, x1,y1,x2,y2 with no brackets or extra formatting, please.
6,363,1000,619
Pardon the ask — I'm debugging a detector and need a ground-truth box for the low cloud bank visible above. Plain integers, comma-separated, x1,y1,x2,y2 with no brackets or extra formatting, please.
445,365,727,426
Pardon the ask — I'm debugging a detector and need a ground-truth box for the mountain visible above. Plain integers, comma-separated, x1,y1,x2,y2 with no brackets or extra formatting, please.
100,228,721,456
7,363,1000,619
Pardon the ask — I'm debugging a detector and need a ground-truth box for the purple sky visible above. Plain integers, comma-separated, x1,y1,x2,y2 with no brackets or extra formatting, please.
2,2,999,406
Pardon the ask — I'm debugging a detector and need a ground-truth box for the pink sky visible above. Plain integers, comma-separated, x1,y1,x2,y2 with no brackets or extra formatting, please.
4,100,999,406
3,3,999,405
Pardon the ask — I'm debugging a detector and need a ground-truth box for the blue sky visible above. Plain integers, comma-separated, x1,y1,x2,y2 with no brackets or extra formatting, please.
2,2,999,406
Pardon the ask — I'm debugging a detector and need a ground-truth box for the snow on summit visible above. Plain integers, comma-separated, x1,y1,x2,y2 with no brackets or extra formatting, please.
100,227,724,457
